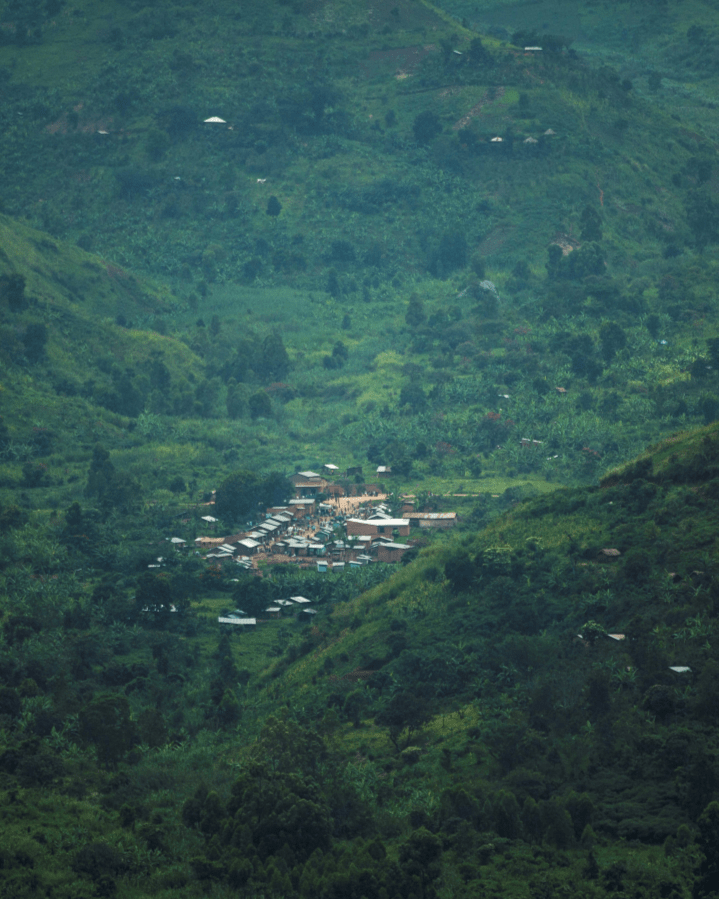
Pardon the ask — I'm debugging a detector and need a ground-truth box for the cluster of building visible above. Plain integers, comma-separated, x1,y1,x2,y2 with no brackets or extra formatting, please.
156,467,460,631
218,595,315,631
168,468,457,575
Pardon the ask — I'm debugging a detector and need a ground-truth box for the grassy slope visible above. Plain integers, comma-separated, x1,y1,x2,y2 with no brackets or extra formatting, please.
0,0,708,278
2,0,719,530
3,5,719,896
0,402,718,896
436,0,719,133
265,419,719,689
237,420,719,871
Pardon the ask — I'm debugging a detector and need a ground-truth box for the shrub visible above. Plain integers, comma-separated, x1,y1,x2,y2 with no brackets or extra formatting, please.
413,111,441,144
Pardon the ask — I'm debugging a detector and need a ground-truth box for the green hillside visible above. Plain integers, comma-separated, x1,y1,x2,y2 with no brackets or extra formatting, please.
3,0,719,896
1,0,719,504
436,0,719,140
0,0,719,508
1,420,719,897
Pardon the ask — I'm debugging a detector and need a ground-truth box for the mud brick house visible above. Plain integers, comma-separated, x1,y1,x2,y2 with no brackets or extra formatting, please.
345,518,410,538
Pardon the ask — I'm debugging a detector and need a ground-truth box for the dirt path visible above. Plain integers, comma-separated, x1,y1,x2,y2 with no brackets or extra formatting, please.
327,494,387,515
452,86,506,131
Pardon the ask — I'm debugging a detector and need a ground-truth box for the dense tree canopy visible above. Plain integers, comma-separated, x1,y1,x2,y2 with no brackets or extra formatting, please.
215,469,291,522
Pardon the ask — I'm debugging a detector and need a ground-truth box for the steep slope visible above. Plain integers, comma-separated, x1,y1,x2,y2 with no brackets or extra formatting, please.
1,0,719,499
0,0,709,283
436,0,719,143
2,421,719,896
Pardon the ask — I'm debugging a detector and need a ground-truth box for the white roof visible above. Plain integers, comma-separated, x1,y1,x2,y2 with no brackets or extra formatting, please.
607,634,625,641
204,116,226,123
347,518,409,527
491,136,503,142
238,538,260,549
297,470,321,478
265,607,281,612
201,515,218,522
170,537,186,544
324,463,339,470
218,617,256,625
290,596,312,604
669,666,691,673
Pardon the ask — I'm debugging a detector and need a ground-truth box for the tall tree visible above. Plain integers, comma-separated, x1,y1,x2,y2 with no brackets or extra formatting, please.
686,190,719,250
79,693,137,768
215,470,263,522
256,332,290,381
266,195,282,218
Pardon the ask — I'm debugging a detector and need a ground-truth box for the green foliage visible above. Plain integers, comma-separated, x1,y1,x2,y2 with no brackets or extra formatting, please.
0,273,26,312
413,110,442,144
2,3,719,895
686,190,719,249
78,693,137,768
375,690,432,749
215,468,290,523
266,195,282,218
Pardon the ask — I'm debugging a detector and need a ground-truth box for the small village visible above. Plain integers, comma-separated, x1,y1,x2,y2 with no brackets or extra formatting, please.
168,466,458,572
159,466,458,631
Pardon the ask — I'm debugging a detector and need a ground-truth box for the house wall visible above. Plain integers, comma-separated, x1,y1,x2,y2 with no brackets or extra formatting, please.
377,545,409,563
346,520,410,538
287,501,316,518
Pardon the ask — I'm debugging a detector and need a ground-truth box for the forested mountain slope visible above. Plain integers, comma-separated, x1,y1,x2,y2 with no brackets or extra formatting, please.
436,0,719,143
3,3,719,895
2,422,719,897
1,0,719,498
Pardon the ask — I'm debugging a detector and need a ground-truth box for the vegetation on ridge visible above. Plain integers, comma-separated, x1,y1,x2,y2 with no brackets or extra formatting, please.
1,0,719,895
1,416,719,896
